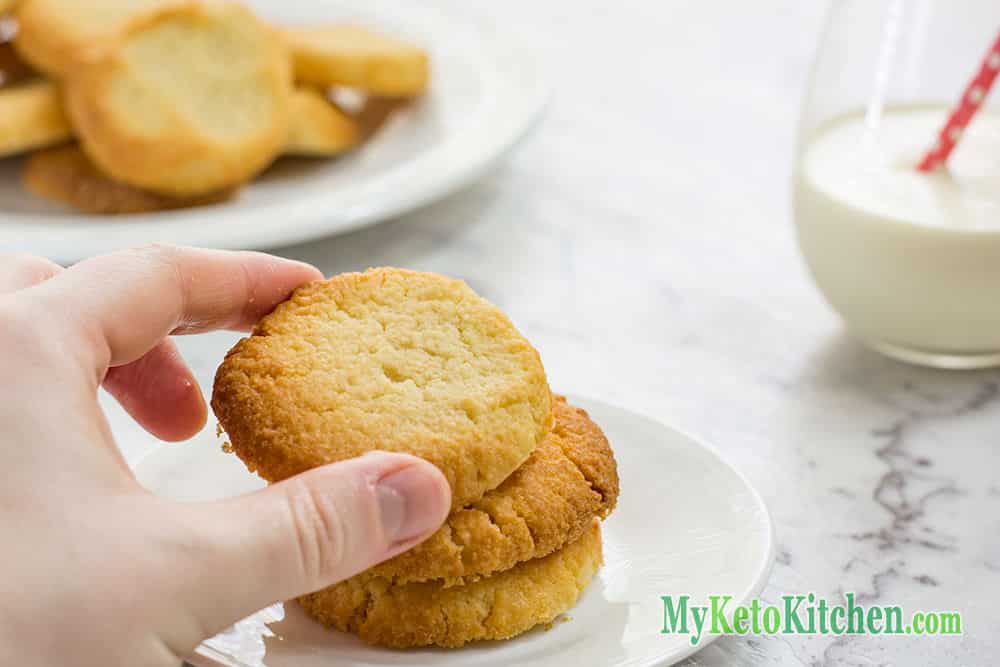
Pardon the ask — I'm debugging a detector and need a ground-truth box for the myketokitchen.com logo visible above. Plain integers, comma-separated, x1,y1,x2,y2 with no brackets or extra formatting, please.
661,593,962,645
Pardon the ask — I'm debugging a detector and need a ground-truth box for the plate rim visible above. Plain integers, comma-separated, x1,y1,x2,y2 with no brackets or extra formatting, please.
570,395,777,666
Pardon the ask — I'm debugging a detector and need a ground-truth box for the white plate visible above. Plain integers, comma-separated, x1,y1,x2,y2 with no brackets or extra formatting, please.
134,396,774,667
0,0,548,263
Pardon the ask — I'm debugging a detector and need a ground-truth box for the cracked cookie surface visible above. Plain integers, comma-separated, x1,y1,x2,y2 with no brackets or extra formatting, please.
212,267,552,510
370,395,618,584
298,519,603,648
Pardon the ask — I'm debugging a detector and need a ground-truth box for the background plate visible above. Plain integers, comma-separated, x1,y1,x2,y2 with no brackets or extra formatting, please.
0,0,549,263
134,396,774,667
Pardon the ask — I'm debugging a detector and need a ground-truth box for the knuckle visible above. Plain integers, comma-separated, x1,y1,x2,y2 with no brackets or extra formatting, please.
1,252,61,287
118,243,185,280
283,479,348,586
118,243,190,309
128,242,183,261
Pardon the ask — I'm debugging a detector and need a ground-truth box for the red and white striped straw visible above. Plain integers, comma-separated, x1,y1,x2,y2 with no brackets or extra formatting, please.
917,29,1000,172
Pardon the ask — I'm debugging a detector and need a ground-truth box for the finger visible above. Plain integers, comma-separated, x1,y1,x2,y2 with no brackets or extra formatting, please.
0,253,206,440
103,338,207,442
176,452,451,635
0,253,62,293
29,244,323,374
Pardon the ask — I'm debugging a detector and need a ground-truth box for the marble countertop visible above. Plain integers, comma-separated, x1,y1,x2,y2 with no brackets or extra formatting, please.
106,2,998,664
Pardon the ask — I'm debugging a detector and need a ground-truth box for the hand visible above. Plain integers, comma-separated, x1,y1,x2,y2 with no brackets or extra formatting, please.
0,246,451,665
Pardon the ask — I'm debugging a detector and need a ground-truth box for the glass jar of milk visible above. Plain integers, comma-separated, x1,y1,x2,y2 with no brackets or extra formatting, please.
794,0,1000,368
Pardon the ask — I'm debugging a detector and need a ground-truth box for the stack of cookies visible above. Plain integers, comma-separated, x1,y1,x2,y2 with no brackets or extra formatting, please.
212,268,620,648
0,0,427,213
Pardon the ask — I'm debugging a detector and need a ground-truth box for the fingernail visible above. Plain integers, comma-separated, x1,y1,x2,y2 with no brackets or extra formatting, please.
376,465,448,544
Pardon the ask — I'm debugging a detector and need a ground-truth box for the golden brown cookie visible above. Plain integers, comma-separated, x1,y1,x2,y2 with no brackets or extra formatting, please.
13,0,170,76
281,25,429,96
0,79,71,157
299,519,603,648
371,396,618,584
64,1,292,196
212,268,552,511
23,144,236,214
285,88,361,157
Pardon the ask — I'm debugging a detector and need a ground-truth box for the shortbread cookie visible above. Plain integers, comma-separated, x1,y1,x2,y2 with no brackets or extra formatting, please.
286,88,361,156
14,0,170,76
24,144,236,214
64,1,292,196
5,84,366,161
371,396,618,584
0,80,70,157
299,519,603,648
212,268,552,510
282,25,429,96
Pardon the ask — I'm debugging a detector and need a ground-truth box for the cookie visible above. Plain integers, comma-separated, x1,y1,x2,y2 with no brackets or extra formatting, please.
299,519,603,648
0,42,34,87
64,1,292,196
0,80,71,157
281,25,429,96
23,144,236,214
324,92,412,143
6,84,367,161
352,95,411,138
13,0,169,76
212,268,552,510
285,88,361,157
370,396,618,584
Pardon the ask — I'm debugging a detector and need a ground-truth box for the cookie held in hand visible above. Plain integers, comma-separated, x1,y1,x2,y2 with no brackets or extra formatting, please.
212,267,553,510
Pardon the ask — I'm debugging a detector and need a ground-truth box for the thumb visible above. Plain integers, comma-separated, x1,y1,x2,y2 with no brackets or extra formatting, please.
175,452,451,637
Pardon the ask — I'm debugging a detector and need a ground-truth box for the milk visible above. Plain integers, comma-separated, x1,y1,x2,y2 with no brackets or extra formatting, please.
794,106,1000,365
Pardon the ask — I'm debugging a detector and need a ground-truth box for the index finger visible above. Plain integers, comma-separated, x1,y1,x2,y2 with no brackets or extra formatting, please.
29,244,323,372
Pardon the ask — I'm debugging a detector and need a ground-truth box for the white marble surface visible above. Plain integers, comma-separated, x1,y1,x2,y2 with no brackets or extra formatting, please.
104,2,998,664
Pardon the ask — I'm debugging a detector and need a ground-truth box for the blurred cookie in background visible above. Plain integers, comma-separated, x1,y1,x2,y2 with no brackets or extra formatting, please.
0,80,71,157
24,144,237,214
282,24,430,96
